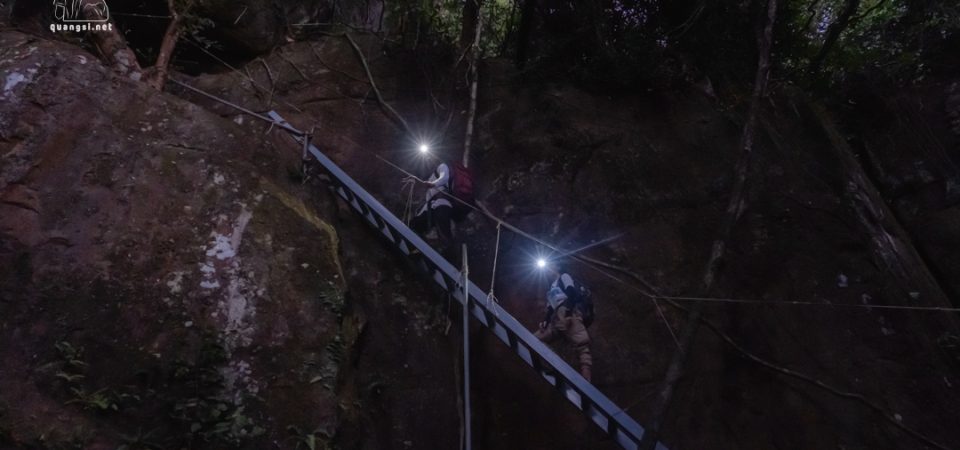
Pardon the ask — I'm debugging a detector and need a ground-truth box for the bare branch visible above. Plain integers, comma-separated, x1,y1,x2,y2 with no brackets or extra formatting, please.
462,1,484,168
146,0,190,90
278,49,309,81
662,298,951,450
342,33,416,138
640,0,779,448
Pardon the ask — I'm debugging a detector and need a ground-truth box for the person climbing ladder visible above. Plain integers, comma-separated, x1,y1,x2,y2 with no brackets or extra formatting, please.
534,261,593,382
410,161,455,251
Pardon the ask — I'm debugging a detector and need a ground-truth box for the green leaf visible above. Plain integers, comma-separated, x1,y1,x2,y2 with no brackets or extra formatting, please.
55,372,85,383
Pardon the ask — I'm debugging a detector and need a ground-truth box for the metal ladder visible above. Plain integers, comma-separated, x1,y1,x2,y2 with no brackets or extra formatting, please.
268,111,668,450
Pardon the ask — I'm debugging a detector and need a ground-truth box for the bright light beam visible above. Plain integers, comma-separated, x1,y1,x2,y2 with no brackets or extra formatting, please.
536,258,547,269
419,144,430,154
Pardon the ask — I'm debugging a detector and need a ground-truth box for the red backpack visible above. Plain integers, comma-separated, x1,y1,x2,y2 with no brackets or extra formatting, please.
449,162,475,206
448,162,476,221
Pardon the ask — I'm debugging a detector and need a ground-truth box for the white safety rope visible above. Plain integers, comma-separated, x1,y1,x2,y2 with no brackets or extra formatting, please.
486,223,502,316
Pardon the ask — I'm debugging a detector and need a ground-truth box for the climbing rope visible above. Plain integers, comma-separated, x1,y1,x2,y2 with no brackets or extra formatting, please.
461,244,472,450
182,38,305,114
401,176,417,225
656,294,960,312
168,78,304,136
485,223,502,316
300,129,314,184
167,79,960,318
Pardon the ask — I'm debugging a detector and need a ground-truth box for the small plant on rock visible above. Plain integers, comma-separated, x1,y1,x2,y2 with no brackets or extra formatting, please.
166,335,265,446
66,387,119,412
286,425,334,450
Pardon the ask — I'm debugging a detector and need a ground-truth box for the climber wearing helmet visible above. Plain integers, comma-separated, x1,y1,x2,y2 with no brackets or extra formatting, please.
534,260,593,382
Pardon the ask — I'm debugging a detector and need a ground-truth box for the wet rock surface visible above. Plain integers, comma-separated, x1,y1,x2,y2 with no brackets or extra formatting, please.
0,31,351,448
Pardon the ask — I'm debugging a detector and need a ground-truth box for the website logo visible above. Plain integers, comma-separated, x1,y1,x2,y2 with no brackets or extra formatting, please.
50,0,114,33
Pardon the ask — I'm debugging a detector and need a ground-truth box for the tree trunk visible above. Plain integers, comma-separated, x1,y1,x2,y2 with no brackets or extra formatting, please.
343,33,416,138
79,0,142,80
515,0,536,68
583,0,607,55
639,0,779,448
459,0,482,55
498,0,520,56
145,0,188,91
806,102,955,311
808,0,860,73
462,4,484,168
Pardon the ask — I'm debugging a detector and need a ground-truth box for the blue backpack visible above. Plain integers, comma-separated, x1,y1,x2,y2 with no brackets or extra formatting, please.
562,273,594,327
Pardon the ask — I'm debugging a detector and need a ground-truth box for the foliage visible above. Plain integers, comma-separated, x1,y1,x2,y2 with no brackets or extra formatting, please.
176,0,218,50
59,335,266,446
45,335,269,447
286,425,334,450
304,334,344,391
776,0,959,85
27,426,95,450
525,0,671,90
319,284,345,320
53,341,115,413
116,0,218,68
425,0,464,47
382,0,519,57
166,336,265,446
438,0,958,91
117,428,165,450
66,387,120,412
182,14,218,51
481,0,521,56
54,341,88,373
298,287,348,391
939,332,960,368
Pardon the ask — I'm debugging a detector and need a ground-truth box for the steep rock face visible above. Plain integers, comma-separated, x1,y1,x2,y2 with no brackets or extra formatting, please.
175,34,465,450
0,31,353,448
843,79,960,303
